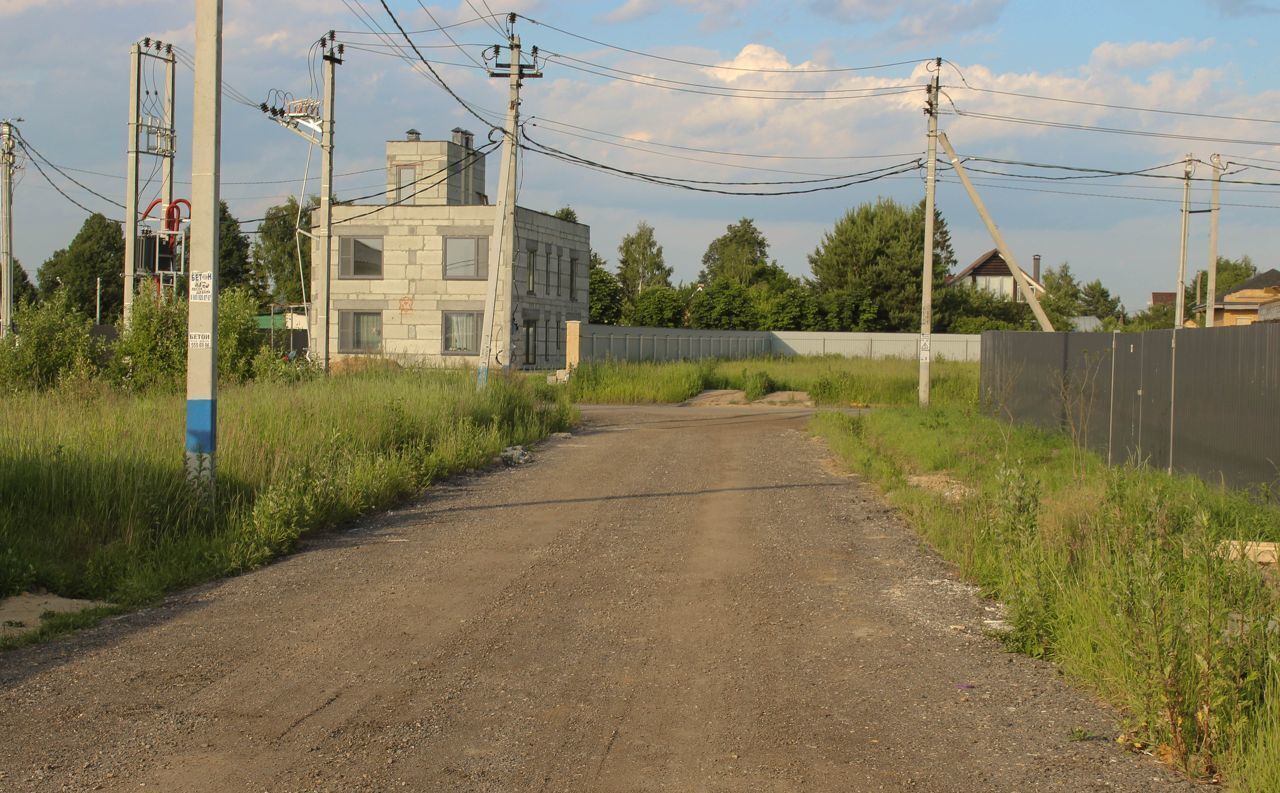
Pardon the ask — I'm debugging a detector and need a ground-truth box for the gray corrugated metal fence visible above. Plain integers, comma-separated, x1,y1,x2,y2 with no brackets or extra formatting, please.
981,325,1280,492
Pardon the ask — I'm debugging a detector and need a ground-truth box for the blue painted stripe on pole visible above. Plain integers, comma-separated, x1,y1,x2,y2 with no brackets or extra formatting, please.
185,399,217,454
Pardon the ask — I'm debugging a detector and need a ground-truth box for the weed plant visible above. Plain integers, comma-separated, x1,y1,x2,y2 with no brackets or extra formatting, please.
566,355,978,406
0,369,573,639
812,406,1280,786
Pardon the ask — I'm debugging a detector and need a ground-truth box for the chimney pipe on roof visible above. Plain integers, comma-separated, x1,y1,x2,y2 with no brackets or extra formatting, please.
451,127,474,149
1033,254,1041,283
405,128,420,142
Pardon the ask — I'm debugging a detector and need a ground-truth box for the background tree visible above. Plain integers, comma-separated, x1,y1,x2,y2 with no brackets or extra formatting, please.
588,266,624,325
688,280,756,330
2,261,39,310
626,285,685,327
1079,278,1123,321
252,195,318,304
1186,254,1257,313
218,201,259,298
615,222,672,308
1039,263,1084,329
552,206,579,223
699,218,773,287
37,213,125,321
808,198,955,331
934,285,1034,333
751,278,819,331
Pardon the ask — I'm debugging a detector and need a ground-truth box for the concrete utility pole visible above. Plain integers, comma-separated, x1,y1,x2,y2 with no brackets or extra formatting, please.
1174,154,1193,329
1206,154,1224,328
478,18,540,388
0,120,16,337
123,39,177,323
918,59,940,407
315,36,342,373
937,131,1054,332
185,0,222,484
124,43,141,324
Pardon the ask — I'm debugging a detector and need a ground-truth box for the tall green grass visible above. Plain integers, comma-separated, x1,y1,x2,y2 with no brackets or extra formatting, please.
812,406,1280,786
566,355,978,407
0,370,573,615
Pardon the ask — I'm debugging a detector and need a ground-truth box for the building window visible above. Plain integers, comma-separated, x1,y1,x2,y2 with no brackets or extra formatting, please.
442,311,482,355
524,320,537,365
526,240,537,294
444,236,488,279
339,237,383,278
544,243,553,295
569,255,579,301
396,166,416,204
555,247,564,296
338,311,382,353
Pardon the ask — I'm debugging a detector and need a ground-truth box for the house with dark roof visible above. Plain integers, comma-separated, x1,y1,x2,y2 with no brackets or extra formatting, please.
1190,268,1280,327
946,248,1045,303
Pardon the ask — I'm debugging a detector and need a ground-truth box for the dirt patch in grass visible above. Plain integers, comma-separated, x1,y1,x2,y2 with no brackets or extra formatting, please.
907,472,974,503
0,593,111,640
682,389,815,407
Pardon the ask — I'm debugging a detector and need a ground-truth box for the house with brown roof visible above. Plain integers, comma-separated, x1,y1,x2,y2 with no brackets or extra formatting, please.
1190,268,1280,327
946,249,1046,303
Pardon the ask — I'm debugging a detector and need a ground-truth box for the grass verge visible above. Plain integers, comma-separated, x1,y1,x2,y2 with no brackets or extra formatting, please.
566,356,978,406
811,405,1280,788
0,369,574,640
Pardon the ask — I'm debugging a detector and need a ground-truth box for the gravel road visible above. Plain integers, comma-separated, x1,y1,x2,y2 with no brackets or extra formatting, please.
0,405,1191,792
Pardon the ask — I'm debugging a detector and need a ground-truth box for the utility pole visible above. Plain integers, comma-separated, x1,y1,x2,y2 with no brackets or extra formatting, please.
0,119,16,337
1174,154,1193,329
478,16,540,388
918,59,940,407
186,0,222,484
937,131,1053,331
1206,154,1223,328
315,34,341,373
123,39,177,324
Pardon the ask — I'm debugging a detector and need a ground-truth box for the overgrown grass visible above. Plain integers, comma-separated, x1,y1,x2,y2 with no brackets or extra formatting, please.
566,355,978,406
0,369,573,628
812,405,1280,787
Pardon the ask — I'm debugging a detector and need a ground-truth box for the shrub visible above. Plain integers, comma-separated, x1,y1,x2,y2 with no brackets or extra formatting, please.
218,287,264,384
111,290,187,392
0,289,100,391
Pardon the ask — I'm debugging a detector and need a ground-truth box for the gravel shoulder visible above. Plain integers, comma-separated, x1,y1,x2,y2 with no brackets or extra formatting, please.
0,405,1191,792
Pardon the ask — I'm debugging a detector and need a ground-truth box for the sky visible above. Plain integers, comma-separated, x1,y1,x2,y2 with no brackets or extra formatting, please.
3,0,1280,311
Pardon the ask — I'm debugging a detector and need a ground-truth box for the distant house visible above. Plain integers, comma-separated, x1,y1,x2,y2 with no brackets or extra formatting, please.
1150,291,1177,306
1190,268,1280,327
947,249,1045,303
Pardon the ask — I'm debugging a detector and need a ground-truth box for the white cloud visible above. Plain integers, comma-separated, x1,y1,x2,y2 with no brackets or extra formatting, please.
1090,39,1214,70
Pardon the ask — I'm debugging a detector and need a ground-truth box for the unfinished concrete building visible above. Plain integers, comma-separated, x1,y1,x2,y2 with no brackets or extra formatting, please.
311,128,590,369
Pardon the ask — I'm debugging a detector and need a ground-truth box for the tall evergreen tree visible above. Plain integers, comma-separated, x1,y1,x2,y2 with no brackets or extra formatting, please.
218,201,258,297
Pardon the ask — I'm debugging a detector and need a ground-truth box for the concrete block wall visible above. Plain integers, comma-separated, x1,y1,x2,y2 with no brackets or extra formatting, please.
565,323,982,367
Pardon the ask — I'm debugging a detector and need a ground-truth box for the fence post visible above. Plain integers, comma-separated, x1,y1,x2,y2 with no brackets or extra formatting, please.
1107,332,1117,465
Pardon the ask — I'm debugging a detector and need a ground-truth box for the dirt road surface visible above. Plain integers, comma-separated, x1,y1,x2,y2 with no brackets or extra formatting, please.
0,405,1190,792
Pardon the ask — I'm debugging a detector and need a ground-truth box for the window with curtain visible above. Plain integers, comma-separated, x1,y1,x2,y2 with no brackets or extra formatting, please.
442,311,482,354
338,311,382,353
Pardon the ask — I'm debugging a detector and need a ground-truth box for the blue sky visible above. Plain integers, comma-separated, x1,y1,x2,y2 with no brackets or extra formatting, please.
3,0,1279,310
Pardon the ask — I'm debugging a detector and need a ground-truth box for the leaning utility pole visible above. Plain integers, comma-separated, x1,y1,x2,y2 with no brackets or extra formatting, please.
938,131,1053,331
1206,154,1224,328
477,17,540,388
1174,154,1193,329
123,38,177,324
918,59,940,407
0,119,16,337
316,35,342,373
185,0,222,484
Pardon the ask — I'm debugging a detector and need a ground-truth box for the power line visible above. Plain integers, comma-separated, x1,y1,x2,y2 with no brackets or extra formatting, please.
334,141,499,224
414,0,486,68
518,14,928,75
16,141,122,221
936,172,1280,211
334,14,499,36
13,132,126,209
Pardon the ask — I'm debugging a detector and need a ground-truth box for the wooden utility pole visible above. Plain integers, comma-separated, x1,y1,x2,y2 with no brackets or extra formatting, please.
0,119,15,337
1174,154,1193,329
1206,154,1224,328
315,35,341,373
478,17,540,388
918,59,940,407
937,131,1053,331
